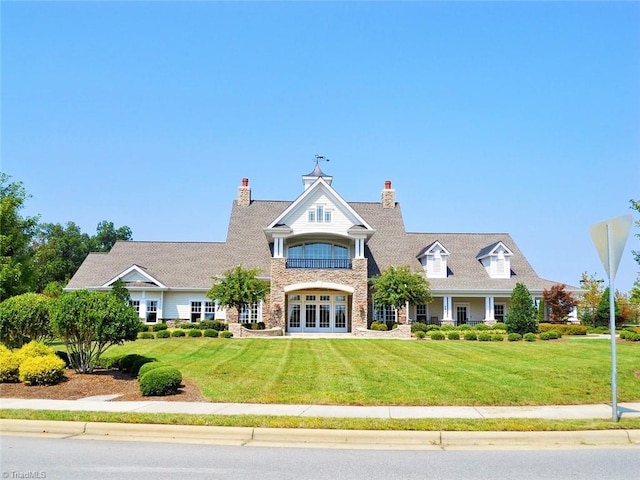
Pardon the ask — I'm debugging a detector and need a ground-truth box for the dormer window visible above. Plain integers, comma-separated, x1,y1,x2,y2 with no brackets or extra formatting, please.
417,241,449,279
308,204,332,224
476,241,513,279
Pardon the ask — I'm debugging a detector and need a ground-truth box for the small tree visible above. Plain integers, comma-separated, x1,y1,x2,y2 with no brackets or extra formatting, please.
542,284,579,323
206,266,270,321
594,287,622,328
505,282,537,335
110,278,131,303
578,272,604,327
50,289,139,373
369,265,432,323
0,293,53,347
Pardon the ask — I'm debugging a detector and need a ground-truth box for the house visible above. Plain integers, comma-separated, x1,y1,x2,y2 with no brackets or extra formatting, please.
66,162,575,335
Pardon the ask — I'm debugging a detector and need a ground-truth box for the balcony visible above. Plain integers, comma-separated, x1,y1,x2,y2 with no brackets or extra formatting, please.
286,258,352,269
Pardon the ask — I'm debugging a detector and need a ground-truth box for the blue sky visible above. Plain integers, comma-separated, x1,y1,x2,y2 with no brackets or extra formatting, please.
2,1,639,293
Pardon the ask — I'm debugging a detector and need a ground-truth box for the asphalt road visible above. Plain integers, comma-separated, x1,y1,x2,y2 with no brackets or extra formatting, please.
1,435,639,480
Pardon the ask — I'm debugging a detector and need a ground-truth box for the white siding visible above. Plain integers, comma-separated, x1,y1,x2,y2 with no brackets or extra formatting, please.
285,189,358,236
161,291,221,320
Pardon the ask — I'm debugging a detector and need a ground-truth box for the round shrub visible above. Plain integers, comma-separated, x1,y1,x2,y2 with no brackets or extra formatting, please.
137,361,164,379
447,331,460,340
14,341,54,364
524,333,537,342
475,323,490,331
152,323,168,332
457,324,472,331
425,324,441,332
118,354,148,373
411,322,428,333
171,330,186,337
464,332,477,341
370,321,387,331
414,331,426,339
491,334,504,342
203,329,219,338
138,332,155,339
199,320,228,331
18,354,66,385
429,331,445,340
477,332,492,342
130,357,155,377
220,330,234,338
156,330,170,338
188,329,203,337
0,350,20,383
139,366,182,396
565,325,587,336
631,333,640,342
507,333,522,342
493,323,507,331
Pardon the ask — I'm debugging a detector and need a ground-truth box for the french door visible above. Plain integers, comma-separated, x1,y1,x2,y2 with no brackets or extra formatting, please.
287,293,348,333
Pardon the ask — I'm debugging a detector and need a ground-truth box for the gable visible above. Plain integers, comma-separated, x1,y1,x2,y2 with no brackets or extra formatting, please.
102,264,166,289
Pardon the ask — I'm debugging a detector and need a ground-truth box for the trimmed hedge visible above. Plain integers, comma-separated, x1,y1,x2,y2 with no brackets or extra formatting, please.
171,330,186,337
414,331,426,339
137,361,165,379
220,330,234,338
203,329,219,338
447,331,460,340
464,332,477,341
507,333,522,342
156,330,170,338
524,333,537,342
139,366,183,396
429,331,445,340
370,321,387,331
18,354,65,385
188,329,203,337
138,332,155,339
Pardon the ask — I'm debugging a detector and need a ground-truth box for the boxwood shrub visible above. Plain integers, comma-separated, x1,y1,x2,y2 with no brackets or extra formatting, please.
203,329,219,338
524,333,537,342
199,320,228,331
220,330,234,338
152,323,168,332
156,330,170,339
475,323,490,331
188,329,203,337
138,366,183,396
447,331,460,340
171,330,186,337
370,321,387,331
464,332,477,341
18,354,66,385
429,331,445,340
507,333,522,342
138,332,155,339
411,322,428,333
137,361,165,379
414,331,426,339
493,323,507,331
477,332,492,342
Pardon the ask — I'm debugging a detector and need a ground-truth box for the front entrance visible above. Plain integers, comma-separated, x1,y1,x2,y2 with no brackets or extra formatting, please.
287,292,349,333
455,303,469,325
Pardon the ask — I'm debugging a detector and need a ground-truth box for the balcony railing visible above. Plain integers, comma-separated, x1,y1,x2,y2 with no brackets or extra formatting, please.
286,258,352,269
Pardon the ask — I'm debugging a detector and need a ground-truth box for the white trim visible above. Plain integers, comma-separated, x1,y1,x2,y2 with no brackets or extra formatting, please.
284,281,355,294
101,264,167,289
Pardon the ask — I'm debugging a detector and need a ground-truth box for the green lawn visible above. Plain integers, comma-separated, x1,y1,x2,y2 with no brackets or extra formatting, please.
103,338,640,406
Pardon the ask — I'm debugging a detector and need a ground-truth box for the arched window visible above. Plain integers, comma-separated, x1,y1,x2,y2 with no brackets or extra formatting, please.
286,242,350,269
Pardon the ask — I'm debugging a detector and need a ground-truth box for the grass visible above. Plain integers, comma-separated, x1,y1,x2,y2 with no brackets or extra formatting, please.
3,409,640,432
101,337,640,406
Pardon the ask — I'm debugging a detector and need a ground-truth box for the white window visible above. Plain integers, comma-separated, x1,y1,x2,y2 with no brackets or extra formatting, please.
239,303,261,323
129,300,140,317
421,242,449,279
191,301,202,322
308,209,316,222
316,205,324,223
373,304,396,323
204,301,216,320
307,205,332,224
146,300,158,323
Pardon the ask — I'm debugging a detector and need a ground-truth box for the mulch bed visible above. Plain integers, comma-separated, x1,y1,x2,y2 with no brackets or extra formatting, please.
0,368,208,402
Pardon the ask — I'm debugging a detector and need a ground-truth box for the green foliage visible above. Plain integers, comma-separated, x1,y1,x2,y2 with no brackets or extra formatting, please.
505,283,538,335
0,349,20,382
0,174,38,299
411,322,428,333
171,330,186,337
475,323,489,331
631,199,640,268
110,278,130,303
220,330,233,338
207,265,269,318
491,334,504,342
199,320,228,331
447,331,460,340
457,324,472,331
0,293,53,347
152,323,168,332
537,299,546,322
138,366,182,396
203,329,219,338
138,332,155,339
440,324,454,331
595,287,622,327
370,321,388,331
369,265,432,313
91,220,132,252
137,361,164,379
524,333,537,342
14,340,54,365
477,332,492,342
429,331,445,340
18,354,65,385
50,290,140,373
464,332,477,341
492,323,507,331
414,331,426,339
507,333,522,342
42,281,64,298
156,330,170,338
188,329,203,337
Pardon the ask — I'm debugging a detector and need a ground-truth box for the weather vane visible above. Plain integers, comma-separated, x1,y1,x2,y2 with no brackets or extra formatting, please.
314,154,330,167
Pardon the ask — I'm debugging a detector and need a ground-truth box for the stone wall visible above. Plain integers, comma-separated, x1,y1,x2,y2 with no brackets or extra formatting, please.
353,324,411,339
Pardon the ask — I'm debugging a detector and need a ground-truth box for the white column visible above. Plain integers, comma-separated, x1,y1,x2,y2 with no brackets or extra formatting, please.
442,296,453,322
485,296,495,322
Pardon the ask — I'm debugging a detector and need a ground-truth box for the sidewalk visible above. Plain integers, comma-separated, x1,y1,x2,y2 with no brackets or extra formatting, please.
2,397,640,420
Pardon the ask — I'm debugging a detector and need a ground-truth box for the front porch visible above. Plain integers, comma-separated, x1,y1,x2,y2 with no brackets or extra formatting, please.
409,295,512,327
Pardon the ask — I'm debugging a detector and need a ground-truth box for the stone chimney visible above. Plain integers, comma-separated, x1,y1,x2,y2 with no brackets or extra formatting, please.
238,177,251,207
381,180,395,209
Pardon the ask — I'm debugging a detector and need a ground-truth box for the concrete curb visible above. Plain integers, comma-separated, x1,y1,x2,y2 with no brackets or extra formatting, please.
2,419,639,449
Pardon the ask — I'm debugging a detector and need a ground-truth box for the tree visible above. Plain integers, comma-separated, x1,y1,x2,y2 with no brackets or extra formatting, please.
594,287,622,328
631,199,640,267
542,284,579,323
50,289,140,373
31,222,91,291
110,278,130,303
0,293,53,348
505,282,537,335
369,265,432,321
91,221,132,252
206,266,270,320
0,174,38,299
578,272,605,327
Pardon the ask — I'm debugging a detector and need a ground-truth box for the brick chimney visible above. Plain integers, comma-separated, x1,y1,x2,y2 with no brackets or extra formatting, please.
381,180,395,209
238,177,251,207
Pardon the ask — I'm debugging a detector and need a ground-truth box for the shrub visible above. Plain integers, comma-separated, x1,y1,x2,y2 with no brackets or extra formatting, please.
152,323,168,332
137,361,164,379
564,325,587,336
539,332,552,341
524,333,537,342
414,331,426,339
188,329,202,337
171,330,186,337
493,323,507,331
18,354,66,385
548,330,562,339
181,323,201,330
95,354,124,370
220,330,234,338
138,332,155,339
139,366,182,396
156,330,170,339
0,350,20,382
203,329,219,338
199,320,228,331
14,341,54,364
137,322,150,333
370,321,388,331
425,324,441,331
507,333,522,342
477,332,492,342
440,324,455,331
538,323,558,333
447,331,460,340
457,324,472,331
130,356,155,376
411,322,428,333
429,331,445,340
491,334,504,342
475,323,490,331
464,332,477,341
55,350,70,367
118,354,147,373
